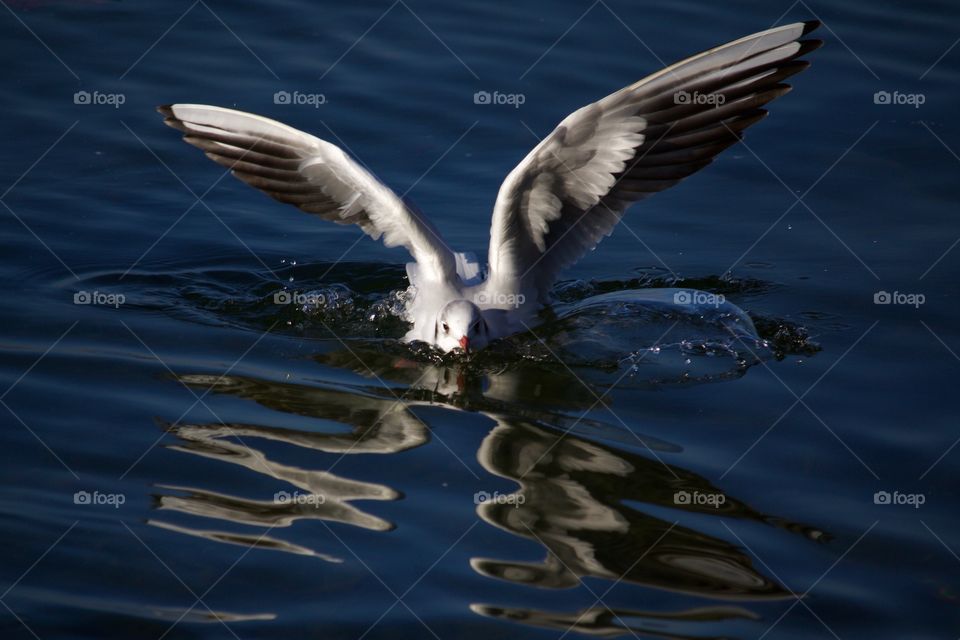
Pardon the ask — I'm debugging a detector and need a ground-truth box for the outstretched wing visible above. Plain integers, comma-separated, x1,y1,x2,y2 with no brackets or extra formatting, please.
159,104,458,283
486,21,821,299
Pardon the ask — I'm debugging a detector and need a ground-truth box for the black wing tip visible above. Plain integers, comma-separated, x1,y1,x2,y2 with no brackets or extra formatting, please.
156,104,175,117
797,39,824,56
800,20,821,36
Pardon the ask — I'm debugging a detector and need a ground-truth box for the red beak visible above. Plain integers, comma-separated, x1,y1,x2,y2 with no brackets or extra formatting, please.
458,336,470,351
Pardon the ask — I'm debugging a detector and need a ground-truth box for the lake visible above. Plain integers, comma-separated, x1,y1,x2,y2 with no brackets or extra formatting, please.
1,0,958,637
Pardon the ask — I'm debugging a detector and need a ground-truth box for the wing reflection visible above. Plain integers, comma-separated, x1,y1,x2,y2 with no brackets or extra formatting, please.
162,425,401,520
472,416,813,598
174,374,429,453
147,518,343,562
148,373,431,558
147,342,824,637
465,413,827,637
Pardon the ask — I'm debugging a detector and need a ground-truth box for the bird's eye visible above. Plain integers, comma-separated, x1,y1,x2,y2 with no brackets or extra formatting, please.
442,322,449,333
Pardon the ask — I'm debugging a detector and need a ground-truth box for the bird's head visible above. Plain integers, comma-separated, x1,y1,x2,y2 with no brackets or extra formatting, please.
435,299,488,353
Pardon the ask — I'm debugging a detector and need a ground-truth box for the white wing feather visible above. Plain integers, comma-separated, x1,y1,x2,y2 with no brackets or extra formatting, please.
486,21,822,300
159,104,458,283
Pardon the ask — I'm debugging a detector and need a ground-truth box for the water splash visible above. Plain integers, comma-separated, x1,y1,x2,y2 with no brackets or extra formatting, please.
75,259,819,381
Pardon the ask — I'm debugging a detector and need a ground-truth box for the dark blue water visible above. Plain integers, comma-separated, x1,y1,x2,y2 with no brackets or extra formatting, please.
2,0,959,637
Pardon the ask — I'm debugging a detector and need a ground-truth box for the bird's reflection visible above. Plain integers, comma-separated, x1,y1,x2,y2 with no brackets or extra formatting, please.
151,342,824,637
471,415,812,598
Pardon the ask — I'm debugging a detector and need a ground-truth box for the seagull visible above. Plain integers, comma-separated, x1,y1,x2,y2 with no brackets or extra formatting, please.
160,21,820,353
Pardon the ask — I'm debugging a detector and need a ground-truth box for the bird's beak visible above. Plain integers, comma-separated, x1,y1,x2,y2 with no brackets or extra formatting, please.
458,336,470,351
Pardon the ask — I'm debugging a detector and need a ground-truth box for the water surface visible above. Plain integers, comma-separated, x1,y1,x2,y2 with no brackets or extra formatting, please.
1,0,959,638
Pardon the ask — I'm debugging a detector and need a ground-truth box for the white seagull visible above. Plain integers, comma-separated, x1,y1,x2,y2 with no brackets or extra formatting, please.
160,21,820,353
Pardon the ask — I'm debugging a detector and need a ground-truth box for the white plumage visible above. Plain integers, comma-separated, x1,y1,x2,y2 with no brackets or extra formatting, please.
160,21,820,352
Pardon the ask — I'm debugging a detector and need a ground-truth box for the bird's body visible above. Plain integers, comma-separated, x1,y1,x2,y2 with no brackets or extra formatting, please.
160,21,821,352
401,251,537,350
